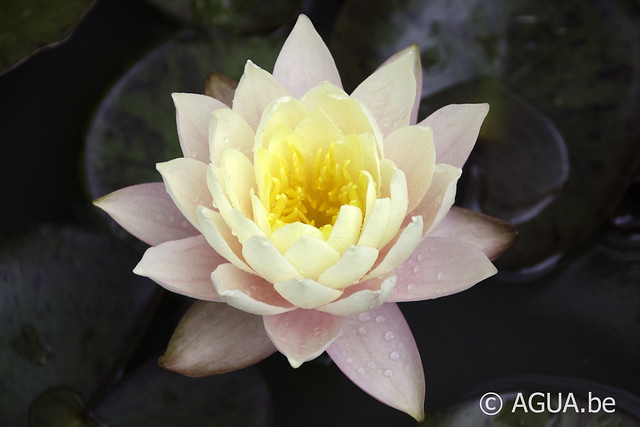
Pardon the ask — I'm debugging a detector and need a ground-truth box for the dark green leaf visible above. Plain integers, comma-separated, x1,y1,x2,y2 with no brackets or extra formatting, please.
0,0,95,74
0,226,157,423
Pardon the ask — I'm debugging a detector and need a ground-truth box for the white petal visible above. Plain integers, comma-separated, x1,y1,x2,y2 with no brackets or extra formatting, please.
414,163,462,235
326,205,364,254
172,93,226,162
383,126,435,213
93,182,198,246
197,206,253,274
209,108,255,166
134,235,222,301
272,15,342,98
156,158,212,230
242,234,302,283
351,49,417,136
430,206,517,260
211,263,295,315
274,278,343,309
220,149,256,218
233,60,289,130
418,103,489,168
358,198,391,248
317,274,396,316
364,215,423,280
284,236,341,280
327,303,425,421
379,161,409,247
388,237,497,302
270,222,325,254
317,245,379,289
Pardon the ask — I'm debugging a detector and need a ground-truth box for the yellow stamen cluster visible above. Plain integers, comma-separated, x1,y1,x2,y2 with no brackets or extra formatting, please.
264,140,363,235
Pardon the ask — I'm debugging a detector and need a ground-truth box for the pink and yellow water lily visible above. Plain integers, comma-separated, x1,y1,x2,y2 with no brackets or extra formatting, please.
94,15,516,420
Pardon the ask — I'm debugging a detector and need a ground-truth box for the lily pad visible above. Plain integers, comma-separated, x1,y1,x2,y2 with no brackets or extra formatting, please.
145,0,302,31
0,226,157,423
331,0,640,271
96,359,270,426
0,0,95,75
84,30,283,241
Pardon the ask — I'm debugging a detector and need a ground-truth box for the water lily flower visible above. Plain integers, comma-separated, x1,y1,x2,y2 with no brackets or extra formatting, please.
94,14,516,421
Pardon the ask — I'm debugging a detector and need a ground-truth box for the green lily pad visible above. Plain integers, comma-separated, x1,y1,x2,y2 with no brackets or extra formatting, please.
0,0,95,75
95,359,270,426
145,0,302,31
84,29,284,242
331,0,640,271
0,226,157,423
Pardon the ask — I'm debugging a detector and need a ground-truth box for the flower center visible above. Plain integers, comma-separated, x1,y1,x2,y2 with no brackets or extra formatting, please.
265,139,363,233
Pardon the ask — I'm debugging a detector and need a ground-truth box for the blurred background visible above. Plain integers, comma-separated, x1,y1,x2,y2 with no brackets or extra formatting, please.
1,0,639,425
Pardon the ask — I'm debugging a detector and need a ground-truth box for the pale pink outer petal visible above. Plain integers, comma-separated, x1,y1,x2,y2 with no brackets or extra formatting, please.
211,263,295,315
159,301,275,376
377,45,422,126
327,303,425,421
316,273,396,316
388,237,497,302
172,93,227,162
351,49,417,137
430,206,518,260
93,182,198,246
418,103,489,168
133,235,222,301
263,309,346,368
383,125,435,214
156,158,212,230
409,163,462,235
232,61,290,130
272,15,342,98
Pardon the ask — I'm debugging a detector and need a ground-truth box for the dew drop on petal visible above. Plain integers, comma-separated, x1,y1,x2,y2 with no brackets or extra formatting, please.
223,137,231,145
155,213,164,221
417,254,425,262
357,367,366,376
390,351,400,361
358,326,367,335
412,265,421,274
180,220,189,229
167,214,176,223
436,272,445,281
346,358,353,364
358,312,371,322
384,369,394,377
375,315,385,324
384,331,395,342
430,246,437,253
407,283,416,291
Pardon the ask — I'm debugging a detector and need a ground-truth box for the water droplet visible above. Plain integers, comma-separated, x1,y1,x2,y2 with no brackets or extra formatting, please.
313,326,322,337
223,137,231,145
390,351,400,361
436,272,444,281
346,358,353,364
180,220,189,229
430,246,437,253
407,283,416,291
357,367,366,376
358,326,367,335
412,265,421,274
384,331,395,342
190,150,198,158
384,369,394,377
358,312,371,322
375,315,385,324
417,254,425,262
167,214,176,223
155,213,164,221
